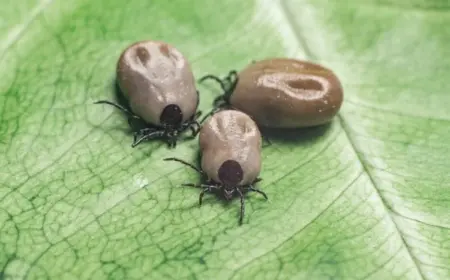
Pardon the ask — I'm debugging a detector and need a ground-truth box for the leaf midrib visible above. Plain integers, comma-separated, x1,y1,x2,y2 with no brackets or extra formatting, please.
278,0,426,278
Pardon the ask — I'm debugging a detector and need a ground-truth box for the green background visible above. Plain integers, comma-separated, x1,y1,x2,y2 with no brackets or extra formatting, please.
1,0,449,279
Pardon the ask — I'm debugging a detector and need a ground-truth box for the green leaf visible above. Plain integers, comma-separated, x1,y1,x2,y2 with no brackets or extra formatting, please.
1,0,449,279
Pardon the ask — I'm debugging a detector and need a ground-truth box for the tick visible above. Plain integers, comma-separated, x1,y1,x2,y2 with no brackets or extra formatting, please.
95,40,202,148
164,109,268,225
199,58,343,128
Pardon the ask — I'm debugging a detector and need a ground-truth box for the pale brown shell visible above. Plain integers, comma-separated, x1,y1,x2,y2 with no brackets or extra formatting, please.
230,58,343,128
199,110,262,185
116,40,198,125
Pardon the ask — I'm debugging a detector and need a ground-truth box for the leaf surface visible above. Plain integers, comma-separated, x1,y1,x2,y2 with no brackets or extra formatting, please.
0,0,449,279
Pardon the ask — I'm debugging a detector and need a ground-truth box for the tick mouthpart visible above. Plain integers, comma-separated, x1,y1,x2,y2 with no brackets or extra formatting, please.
223,188,234,200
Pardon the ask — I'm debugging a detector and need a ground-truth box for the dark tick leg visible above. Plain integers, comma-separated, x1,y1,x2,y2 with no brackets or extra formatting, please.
182,183,203,188
165,130,180,149
179,112,202,136
163,158,205,175
222,70,238,100
182,183,198,188
189,124,200,137
224,70,238,85
131,130,165,147
247,186,268,200
179,183,220,206
180,120,201,137
198,75,228,92
94,100,140,119
127,117,135,128
236,188,245,225
253,178,263,184
182,183,214,189
135,128,157,136
193,110,202,120
196,90,200,108
198,185,220,206
262,134,272,148
132,133,137,145
169,139,177,149
212,96,227,108
199,71,237,99
199,70,238,108
192,121,202,135
128,117,157,136
199,188,208,206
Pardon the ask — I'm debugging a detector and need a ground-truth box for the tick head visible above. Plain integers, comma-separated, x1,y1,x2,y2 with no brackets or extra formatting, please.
160,104,183,127
218,160,243,200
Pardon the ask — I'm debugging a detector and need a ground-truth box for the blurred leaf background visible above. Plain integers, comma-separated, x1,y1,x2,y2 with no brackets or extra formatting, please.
0,0,449,279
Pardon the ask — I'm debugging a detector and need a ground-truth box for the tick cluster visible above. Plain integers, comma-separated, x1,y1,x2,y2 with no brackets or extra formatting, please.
95,40,343,225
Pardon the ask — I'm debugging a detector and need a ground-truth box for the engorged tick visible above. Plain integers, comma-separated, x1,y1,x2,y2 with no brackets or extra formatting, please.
199,58,344,128
164,109,268,225
94,40,202,148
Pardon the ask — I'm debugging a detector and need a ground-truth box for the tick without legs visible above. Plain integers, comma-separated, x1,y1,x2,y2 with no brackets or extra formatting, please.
200,58,343,128
164,109,268,225
95,40,202,148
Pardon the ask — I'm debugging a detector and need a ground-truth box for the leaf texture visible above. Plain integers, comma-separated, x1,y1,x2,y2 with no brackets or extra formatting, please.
0,0,449,279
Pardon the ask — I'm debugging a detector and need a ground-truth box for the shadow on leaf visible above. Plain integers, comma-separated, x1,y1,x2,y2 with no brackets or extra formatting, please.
260,122,332,145
108,79,149,134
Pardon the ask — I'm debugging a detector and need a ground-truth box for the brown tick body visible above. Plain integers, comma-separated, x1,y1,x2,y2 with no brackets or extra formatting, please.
95,40,201,148
164,109,268,225
200,58,343,128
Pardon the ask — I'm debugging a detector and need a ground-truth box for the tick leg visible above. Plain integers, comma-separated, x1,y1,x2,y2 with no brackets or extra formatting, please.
199,188,208,206
212,94,232,109
247,186,268,200
236,188,245,225
163,158,205,175
193,110,202,120
222,71,238,100
251,177,263,185
189,126,197,137
190,121,201,136
180,184,216,206
224,70,238,85
198,185,220,205
182,183,203,188
179,113,202,134
180,120,201,137
196,90,200,108
198,74,228,92
182,183,197,188
169,138,177,149
183,183,217,189
262,134,272,148
133,128,156,145
136,128,157,135
94,100,140,119
127,117,135,128
131,130,165,147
